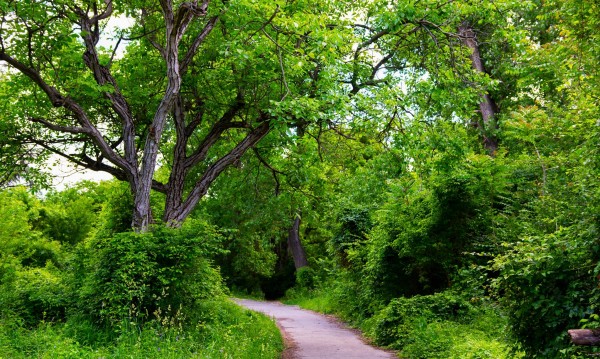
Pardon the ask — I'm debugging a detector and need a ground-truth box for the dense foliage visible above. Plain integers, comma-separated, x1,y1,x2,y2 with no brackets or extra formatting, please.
0,184,282,357
246,0,600,357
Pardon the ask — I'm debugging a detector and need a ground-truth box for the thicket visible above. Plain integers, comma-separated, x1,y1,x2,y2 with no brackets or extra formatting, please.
282,118,600,358
271,1,600,358
200,95,600,358
0,183,282,358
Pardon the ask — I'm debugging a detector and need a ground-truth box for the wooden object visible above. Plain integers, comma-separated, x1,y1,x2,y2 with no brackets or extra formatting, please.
568,329,600,346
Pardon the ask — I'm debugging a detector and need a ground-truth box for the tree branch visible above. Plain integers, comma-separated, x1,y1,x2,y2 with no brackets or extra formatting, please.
185,102,205,136
0,52,65,107
76,6,138,170
244,5,279,45
253,147,282,196
29,117,90,134
140,8,166,56
184,94,247,169
167,120,271,223
180,15,219,74
90,0,113,22
30,138,123,178
0,52,132,173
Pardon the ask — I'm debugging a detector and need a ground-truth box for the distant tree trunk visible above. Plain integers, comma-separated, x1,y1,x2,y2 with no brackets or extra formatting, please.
458,22,499,155
288,213,308,269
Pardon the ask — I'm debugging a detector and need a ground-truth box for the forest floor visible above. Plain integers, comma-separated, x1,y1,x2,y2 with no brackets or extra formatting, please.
234,298,396,359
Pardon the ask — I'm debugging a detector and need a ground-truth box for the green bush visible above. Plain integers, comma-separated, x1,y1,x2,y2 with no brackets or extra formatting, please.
0,257,68,328
295,266,316,289
94,182,135,236
491,229,598,357
0,188,64,269
365,291,475,348
360,155,500,304
37,186,99,245
15,264,67,325
77,220,225,326
0,255,22,322
363,292,520,358
400,319,518,359
330,208,372,267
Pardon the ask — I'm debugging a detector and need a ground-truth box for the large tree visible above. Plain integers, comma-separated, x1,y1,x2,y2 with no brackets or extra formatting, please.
0,0,501,231
0,0,355,230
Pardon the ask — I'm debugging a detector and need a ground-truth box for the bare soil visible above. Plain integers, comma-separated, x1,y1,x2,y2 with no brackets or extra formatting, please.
235,299,396,359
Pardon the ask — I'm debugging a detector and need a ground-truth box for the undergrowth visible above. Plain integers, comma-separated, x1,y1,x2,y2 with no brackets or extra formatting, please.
284,286,522,359
0,300,282,359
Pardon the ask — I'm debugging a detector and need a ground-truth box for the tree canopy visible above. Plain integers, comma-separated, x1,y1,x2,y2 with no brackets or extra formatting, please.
0,0,502,230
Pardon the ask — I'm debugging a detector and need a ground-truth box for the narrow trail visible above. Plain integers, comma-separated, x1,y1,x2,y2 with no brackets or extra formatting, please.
235,299,396,359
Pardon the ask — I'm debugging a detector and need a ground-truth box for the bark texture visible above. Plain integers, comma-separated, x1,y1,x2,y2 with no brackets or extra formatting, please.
288,214,308,269
458,22,499,155
568,329,600,346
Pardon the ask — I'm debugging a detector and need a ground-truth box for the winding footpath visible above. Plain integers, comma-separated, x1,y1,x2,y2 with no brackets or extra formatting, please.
235,299,395,359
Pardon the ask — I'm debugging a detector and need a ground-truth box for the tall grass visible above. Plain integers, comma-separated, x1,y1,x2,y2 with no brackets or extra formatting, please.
0,300,282,359
284,287,337,315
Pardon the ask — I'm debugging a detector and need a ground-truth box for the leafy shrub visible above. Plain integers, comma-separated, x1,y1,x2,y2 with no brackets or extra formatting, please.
0,189,36,245
94,182,135,236
36,186,100,245
0,188,64,269
15,264,67,325
77,220,225,326
362,155,499,303
0,255,22,323
332,266,384,321
295,266,316,289
362,291,520,358
0,189,68,329
0,257,68,328
330,208,372,267
485,137,600,357
491,229,598,357
401,319,518,359
365,292,474,348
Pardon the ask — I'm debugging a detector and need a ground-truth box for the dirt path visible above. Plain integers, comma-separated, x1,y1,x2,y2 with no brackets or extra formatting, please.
235,299,396,359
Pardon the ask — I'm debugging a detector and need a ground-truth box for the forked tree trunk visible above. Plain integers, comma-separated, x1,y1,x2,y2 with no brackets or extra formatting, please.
458,22,499,155
288,214,308,269
131,1,189,231
0,0,270,233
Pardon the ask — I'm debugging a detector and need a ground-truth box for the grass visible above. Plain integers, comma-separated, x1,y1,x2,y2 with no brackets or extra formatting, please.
282,287,337,315
228,287,267,301
0,300,283,359
395,313,523,359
